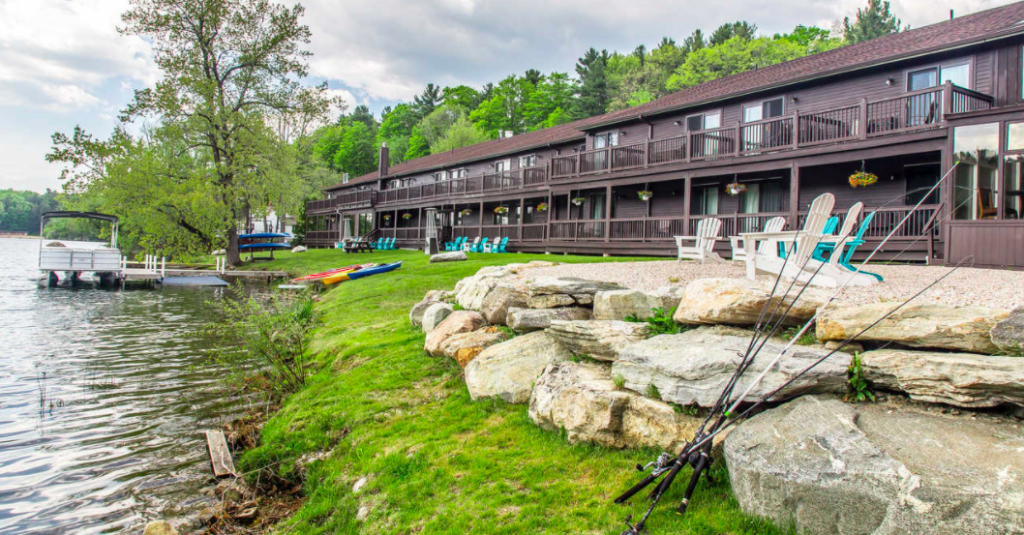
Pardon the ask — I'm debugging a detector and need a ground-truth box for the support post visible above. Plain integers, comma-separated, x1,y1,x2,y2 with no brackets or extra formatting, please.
519,195,525,242
478,200,484,238
682,176,692,235
790,164,801,227
859,97,869,140
605,185,612,242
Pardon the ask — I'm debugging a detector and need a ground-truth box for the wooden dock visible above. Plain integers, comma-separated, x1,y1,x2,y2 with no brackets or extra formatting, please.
121,267,289,280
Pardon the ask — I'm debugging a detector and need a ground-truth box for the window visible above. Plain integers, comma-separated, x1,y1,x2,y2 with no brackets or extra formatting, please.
594,131,619,149
433,172,446,182
743,98,784,123
451,168,467,179
1003,155,1024,219
519,154,537,168
342,173,350,184
691,186,719,215
686,111,722,131
1008,122,1024,151
908,62,971,91
494,160,510,173
953,123,999,220
389,179,400,189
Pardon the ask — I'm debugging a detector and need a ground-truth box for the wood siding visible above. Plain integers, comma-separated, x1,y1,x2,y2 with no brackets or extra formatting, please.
948,221,1024,267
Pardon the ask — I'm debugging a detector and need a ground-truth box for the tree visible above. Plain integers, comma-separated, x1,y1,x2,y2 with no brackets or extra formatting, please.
843,0,903,44
414,83,442,117
470,75,533,137
333,121,377,177
415,105,463,147
710,21,758,46
404,129,431,160
349,105,377,129
430,116,489,153
574,48,610,118
523,72,576,129
441,85,482,112
48,0,334,265
667,36,808,90
523,69,543,86
683,29,706,54
377,103,417,164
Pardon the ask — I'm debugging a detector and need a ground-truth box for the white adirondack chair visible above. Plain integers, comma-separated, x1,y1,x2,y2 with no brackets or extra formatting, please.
803,202,878,287
483,236,501,252
674,218,723,263
741,193,836,286
730,216,786,262
462,236,480,252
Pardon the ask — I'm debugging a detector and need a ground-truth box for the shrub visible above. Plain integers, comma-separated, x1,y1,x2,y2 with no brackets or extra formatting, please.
646,383,662,400
626,307,684,337
845,353,875,403
613,374,626,389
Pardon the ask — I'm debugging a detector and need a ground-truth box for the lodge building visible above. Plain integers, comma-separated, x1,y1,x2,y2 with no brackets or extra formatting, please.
306,2,1024,268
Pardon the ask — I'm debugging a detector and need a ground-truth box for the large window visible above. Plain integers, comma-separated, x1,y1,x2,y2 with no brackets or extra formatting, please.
691,185,719,215
953,123,999,220
519,154,537,168
1001,156,1023,219
451,168,467,179
908,62,971,90
594,132,619,149
742,98,784,123
686,111,722,131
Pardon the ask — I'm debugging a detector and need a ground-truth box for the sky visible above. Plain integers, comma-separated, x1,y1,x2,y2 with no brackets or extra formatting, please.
0,0,1016,193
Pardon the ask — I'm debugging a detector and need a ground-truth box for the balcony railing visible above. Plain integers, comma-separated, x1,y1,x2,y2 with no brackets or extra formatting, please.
307,190,376,212
550,82,992,179
375,167,548,206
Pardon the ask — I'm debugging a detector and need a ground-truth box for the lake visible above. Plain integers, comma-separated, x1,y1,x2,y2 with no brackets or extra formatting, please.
0,237,253,534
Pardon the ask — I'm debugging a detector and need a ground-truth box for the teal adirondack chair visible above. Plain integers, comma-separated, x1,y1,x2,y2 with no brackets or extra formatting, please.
496,237,509,253
388,237,398,250
370,237,384,249
782,216,839,259
471,237,488,253
447,236,466,251
817,211,883,281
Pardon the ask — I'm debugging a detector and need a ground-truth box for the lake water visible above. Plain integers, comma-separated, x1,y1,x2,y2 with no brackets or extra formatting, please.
0,237,252,534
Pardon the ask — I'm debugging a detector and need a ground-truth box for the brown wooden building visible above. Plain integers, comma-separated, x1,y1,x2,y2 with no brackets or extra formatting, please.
307,3,1024,268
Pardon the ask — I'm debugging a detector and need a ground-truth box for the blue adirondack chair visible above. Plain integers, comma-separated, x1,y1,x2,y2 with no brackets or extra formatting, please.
782,216,839,259
388,237,397,250
446,236,465,251
471,237,488,253
370,237,384,249
818,211,883,281
496,237,509,253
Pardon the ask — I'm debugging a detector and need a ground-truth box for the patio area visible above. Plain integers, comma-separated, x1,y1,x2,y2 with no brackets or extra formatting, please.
517,260,1024,309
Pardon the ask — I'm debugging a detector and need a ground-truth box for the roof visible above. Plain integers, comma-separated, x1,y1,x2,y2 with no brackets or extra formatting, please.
41,211,119,224
328,1,1024,191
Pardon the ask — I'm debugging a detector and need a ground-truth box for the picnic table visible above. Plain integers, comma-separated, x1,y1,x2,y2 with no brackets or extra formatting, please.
343,240,374,253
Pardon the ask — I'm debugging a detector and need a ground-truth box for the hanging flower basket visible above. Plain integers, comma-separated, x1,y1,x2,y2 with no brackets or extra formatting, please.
638,190,654,201
493,206,509,215
460,209,473,216
848,171,879,188
402,213,412,220
536,202,548,212
383,214,391,221
571,196,585,206
725,182,747,196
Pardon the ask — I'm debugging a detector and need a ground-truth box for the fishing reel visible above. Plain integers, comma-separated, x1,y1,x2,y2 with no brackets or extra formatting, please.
635,452,674,474
619,514,641,535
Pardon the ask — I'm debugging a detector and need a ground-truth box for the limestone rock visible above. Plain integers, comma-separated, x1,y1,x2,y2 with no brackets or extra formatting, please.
430,251,467,263
861,348,1024,408
453,267,515,308
991,306,1024,355
424,311,485,356
529,361,699,451
409,290,451,327
825,340,863,354
525,260,559,268
545,320,650,361
816,303,1008,353
464,331,572,403
612,327,850,407
478,283,529,326
421,302,454,333
674,278,827,326
143,521,178,535
440,327,510,367
506,306,592,333
528,276,626,297
571,293,594,306
724,395,1024,535
594,289,681,321
290,245,307,253
527,294,576,309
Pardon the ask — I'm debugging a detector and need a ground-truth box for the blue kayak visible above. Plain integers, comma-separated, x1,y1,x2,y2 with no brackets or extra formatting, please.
239,232,291,240
239,242,291,250
346,261,402,280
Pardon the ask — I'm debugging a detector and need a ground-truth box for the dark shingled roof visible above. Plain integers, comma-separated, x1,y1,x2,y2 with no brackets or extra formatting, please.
328,1,1024,191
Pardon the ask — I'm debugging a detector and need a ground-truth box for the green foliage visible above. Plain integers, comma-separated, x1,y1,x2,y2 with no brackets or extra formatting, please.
377,104,418,164
667,36,813,91
626,307,683,336
845,353,876,403
844,0,904,44
413,83,443,117
646,383,662,400
570,354,600,364
0,189,61,234
495,325,517,339
613,374,626,389
331,121,378,177
199,285,321,398
778,326,818,346
710,21,758,46
431,116,489,153
573,47,611,118
405,128,432,160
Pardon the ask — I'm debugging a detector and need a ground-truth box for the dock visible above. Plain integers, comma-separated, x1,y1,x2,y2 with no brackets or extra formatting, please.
121,256,287,282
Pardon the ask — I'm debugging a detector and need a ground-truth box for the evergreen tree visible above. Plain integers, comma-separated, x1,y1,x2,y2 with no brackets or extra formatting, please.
523,69,543,86
349,105,377,129
843,0,903,44
574,48,610,117
413,83,442,117
683,29,706,54
710,21,757,46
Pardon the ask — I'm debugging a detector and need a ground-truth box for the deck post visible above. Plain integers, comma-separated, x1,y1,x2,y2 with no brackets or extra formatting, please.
519,195,525,242
942,80,953,118
682,175,692,235
859,97,868,140
791,108,799,150
790,163,801,227
604,185,612,242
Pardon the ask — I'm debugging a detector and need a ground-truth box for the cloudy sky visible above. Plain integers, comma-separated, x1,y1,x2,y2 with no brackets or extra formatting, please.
0,0,1014,192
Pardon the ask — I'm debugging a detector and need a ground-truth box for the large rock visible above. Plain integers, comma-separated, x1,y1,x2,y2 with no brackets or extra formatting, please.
725,395,1024,535
290,246,307,253
527,294,577,309
528,276,626,297
506,306,592,333
816,303,1008,353
861,349,1024,408
529,361,699,451
424,311,485,356
409,290,451,327
991,306,1024,355
674,278,827,326
440,327,509,367
143,521,179,535
421,302,454,333
464,331,572,403
545,320,650,361
612,327,850,407
430,251,467,263
593,289,682,321
454,267,516,310
478,282,529,326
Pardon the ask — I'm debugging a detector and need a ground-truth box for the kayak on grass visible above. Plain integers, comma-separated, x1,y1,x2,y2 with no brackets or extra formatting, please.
291,263,375,282
239,242,291,250
322,261,402,285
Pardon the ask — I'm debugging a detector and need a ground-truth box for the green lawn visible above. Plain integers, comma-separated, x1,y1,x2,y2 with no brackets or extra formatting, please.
243,249,789,535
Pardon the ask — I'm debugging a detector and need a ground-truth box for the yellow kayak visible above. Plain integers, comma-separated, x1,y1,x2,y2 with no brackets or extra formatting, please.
321,263,377,285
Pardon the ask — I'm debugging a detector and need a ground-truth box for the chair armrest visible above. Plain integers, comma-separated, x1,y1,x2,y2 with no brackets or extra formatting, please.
740,231,798,240
729,236,745,248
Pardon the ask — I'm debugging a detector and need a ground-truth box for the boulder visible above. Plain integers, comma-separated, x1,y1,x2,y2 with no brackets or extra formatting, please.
430,251,467,263
424,311,485,356
816,303,1008,353
528,276,626,297
525,260,559,268
545,320,650,361
571,293,594,306
409,290,452,327
478,283,529,326
529,361,699,451
143,521,179,535
674,278,827,326
724,395,1024,535
991,306,1024,355
464,331,572,403
593,289,681,321
612,327,850,407
506,306,592,333
527,294,576,309
421,302,454,333
440,327,510,367
455,275,502,311
861,349,1024,408
290,245,307,253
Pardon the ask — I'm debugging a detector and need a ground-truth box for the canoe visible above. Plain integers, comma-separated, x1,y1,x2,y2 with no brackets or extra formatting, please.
239,232,291,241
291,263,372,282
322,261,402,285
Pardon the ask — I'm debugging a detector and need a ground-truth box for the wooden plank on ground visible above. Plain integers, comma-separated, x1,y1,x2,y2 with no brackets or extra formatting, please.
205,429,236,477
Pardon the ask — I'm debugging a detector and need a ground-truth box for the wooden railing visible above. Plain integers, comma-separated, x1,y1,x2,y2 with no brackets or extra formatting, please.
549,82,992,179
307,190,376,212
375,167,547,206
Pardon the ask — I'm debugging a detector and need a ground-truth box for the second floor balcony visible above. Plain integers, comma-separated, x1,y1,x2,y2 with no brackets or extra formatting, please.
376,167,547,206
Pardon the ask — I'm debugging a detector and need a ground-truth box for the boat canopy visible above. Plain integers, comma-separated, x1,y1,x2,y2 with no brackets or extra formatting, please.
41,211,119,223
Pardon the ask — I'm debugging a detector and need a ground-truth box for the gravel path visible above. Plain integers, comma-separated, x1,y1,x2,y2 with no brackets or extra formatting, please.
517,260,1024,310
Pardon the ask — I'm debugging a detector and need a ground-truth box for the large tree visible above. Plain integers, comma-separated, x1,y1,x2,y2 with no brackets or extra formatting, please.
49,0,333,265
574,48,610,118
843,0,903,44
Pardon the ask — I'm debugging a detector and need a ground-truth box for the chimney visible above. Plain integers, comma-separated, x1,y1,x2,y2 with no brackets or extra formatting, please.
378,142,389,177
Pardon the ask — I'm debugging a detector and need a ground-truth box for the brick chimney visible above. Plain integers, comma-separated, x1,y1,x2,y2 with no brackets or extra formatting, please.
378,142,389,177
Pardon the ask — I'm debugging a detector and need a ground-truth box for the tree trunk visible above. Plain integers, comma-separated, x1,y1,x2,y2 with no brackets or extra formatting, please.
226,222,242,267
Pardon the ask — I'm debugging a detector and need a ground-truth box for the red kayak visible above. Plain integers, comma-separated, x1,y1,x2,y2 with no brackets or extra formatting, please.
291,264,369,282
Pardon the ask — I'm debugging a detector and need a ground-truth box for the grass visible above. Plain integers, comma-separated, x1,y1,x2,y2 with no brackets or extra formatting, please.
240,248,792,535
